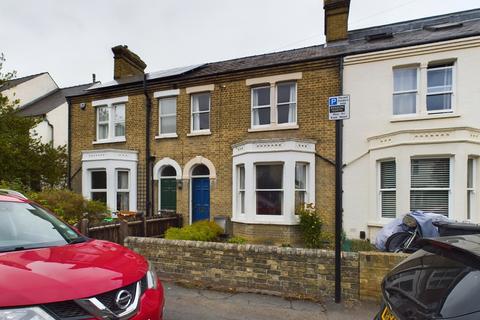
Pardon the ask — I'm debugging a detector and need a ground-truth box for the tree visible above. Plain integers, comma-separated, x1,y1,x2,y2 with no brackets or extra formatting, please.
0,54,67,191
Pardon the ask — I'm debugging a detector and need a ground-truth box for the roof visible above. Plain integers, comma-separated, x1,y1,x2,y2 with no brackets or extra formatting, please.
0,72,48,92
0,194,26,203
77,8,480,94
16,83,93,117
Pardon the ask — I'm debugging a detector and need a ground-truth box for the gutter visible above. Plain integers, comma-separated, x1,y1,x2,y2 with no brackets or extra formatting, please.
143,74,152,216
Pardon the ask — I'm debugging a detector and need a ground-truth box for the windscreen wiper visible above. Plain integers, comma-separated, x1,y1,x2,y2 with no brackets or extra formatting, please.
68,237,87,244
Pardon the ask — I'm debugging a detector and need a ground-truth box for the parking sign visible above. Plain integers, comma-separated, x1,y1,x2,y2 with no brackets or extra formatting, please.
328,95,350,120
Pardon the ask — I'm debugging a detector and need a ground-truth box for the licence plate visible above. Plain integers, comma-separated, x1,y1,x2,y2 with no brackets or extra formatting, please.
381,306,397,320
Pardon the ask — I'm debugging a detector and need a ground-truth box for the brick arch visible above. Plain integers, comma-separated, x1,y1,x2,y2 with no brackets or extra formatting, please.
182,156,216,180
153,157,182,180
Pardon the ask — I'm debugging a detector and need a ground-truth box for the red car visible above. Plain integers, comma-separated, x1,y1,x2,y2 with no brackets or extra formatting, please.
0,192,164,320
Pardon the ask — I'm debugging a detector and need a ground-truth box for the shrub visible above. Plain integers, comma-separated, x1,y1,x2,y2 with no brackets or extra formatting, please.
29,189,109,225
348,239,377,252
227,236,247,244
165,220,223,242
297,204,324,248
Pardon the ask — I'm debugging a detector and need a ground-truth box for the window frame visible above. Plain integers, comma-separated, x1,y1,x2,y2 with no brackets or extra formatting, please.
237,165,245,214
158,96,177,137
93,96,128,144
294,162,308,213
410,157,452,216
426,64,454,114
250,82,298,130
392,67,419,116
90,169,107,204
378,160,396,219
115,169,130,212
254,162,284,216
190,92,211,134
467,158,476,220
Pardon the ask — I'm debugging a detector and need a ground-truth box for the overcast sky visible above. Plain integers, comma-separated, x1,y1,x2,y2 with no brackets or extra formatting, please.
1,0,479,87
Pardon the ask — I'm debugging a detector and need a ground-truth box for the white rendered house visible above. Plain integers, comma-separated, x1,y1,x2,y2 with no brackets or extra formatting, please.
342,10,480,240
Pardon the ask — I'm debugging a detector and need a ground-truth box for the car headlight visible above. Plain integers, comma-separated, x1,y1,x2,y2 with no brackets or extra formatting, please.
146,262,158,289
0,307,55,320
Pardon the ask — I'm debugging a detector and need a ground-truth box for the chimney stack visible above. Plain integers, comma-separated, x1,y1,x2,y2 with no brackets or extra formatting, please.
111,45,147,80
324,0,350,43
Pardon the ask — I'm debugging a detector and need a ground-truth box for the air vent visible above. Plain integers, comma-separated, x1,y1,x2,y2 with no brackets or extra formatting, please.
424,22,463,31
365,32,393,42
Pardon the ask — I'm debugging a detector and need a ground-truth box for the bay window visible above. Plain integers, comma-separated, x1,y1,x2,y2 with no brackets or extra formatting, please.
410,158,450,216
90,170,107,204
468,158,476,220
116,170,130,212
237,165,245,214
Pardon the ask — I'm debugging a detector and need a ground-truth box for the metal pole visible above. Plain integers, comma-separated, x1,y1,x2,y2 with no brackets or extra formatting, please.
335,118,343,303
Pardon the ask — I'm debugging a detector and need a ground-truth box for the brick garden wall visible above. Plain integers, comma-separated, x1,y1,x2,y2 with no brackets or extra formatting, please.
126,237,408,302
358,251,409,302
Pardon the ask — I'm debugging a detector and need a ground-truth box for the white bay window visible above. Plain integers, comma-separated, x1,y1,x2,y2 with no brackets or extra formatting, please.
232,139,315,225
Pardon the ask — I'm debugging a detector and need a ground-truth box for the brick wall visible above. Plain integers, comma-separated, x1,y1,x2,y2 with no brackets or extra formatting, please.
358,251,409,302
126,237,409,302
126,237,359,301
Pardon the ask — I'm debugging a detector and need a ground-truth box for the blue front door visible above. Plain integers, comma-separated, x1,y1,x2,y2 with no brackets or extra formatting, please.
192,178,210,222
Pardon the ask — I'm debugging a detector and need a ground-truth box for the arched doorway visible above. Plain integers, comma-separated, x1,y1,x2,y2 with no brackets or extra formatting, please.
159,165,177,213
191,164,210,222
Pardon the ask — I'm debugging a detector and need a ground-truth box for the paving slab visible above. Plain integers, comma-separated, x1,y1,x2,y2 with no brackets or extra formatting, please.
163,281,379,320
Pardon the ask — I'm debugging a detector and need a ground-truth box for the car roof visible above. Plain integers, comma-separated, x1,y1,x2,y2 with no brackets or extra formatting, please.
425,234,480,257
0,194,28,203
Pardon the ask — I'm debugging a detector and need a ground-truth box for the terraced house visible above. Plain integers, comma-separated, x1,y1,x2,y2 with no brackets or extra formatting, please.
68,0,351,245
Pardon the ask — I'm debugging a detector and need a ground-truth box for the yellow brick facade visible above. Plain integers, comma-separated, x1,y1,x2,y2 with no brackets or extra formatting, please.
70,59,340,244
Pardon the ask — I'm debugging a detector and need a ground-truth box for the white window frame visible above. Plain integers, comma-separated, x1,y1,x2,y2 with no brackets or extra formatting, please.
426,64,454,114
392,67,418,116
90,169,107,203
237,165,245,214
467,158,476,220
378,160,396,219
254,162,284,216
250,82,297,130
294,162,308,213
410,157,452,216
92,96,128,144
158,97,177,137
116,169,130,212
190,92,211,134
113,104,125,138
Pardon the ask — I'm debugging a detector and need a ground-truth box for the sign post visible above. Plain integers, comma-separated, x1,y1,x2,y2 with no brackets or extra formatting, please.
328,95,349,304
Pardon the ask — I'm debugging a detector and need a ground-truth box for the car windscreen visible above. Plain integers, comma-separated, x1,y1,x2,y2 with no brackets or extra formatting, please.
383,246,480,319
0,201,84,252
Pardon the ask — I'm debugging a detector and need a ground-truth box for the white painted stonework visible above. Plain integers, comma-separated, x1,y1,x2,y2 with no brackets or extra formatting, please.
343,36,480,240
232,139,315,225
81,149,138,212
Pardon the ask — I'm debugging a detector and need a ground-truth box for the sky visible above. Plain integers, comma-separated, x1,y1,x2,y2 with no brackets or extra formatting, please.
1,0,479,87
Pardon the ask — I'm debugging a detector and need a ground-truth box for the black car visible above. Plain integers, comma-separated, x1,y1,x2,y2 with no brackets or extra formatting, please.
376,235,480,320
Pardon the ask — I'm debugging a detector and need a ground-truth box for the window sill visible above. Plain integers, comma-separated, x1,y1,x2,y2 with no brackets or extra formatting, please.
155,133,178,139
248,124,299,132
187,130,211,137
92,137,126,145
390,112,459,123
232,215,300,225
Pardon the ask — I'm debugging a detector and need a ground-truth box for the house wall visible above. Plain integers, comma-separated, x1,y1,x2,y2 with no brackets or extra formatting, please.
3,73,57,107
30,102,68,148
343,36,480,239
70,60,340,244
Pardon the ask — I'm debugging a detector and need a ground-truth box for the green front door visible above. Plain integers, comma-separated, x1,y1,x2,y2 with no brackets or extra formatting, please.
160,178,177,211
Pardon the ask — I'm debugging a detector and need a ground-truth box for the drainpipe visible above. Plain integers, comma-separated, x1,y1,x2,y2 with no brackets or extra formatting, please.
143,74,152,217
67,97,72,190
334,57,344,304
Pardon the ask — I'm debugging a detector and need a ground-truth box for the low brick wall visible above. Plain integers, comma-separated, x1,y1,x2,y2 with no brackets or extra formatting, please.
125,237,408,302
125,237,359,301
359,252,409,302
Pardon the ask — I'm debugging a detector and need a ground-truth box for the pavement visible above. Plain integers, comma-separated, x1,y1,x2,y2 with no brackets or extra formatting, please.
163,281,379,320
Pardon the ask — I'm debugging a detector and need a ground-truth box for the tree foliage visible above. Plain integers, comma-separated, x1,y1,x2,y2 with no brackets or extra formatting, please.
0,54,67,191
